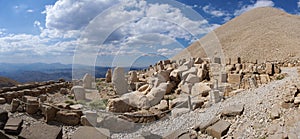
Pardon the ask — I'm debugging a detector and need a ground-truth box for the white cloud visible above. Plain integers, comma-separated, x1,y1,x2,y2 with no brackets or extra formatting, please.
202,5,230,17
298,0,300,8
234,0,275,16
1,0,220,65
44,0,117,31
26,9,34,13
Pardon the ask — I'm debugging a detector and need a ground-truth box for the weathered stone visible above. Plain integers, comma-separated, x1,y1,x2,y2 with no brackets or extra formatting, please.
38,94,47,102
0,109,8,130
135,131,162,139
146,83,168,107
70,104,83,110
84,111,97,126
171,108,190,117
60,88,69,95
197,69,208,81
55,111,80,125
107,97,137,113
19,123,62,139
42,105,58,123
26,97,39,114
83,73,94,89
72,126,110,139
294,96,300,104
181,83,193,94
0,98,6,104
260,74,270,84
163,129,189,139
4,118,23,135
153,100,168,111
10,99,20,113
193,117,220,133
99,116,135,132
206,120,231,139
191,83,211,97
270,106,280,119
129,71,139,83
112,67,128,95
138,84,149,92
182,67,197,81
227,74,242,89
221,105,244,117
105,69,112,83
185,74,200,84
71,86,86,101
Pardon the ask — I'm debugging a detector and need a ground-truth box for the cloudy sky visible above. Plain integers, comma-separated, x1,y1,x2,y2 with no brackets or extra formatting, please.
0,0,299,67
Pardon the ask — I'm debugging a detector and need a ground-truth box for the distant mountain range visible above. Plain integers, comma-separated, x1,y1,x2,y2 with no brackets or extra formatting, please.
0,63,145,83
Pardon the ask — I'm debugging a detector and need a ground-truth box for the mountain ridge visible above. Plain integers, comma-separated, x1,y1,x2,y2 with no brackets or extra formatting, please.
173,7,300,63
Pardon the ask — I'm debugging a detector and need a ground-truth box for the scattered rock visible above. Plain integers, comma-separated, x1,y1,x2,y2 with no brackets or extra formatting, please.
55,111,81,125
0,98,6,104
19,123,62,139
171,108,190,117
221,105,244,117
112,67,128,95
4,118,23,135
99,116,135,132
0,109,8,130
206,120,231,139
72,126,110,139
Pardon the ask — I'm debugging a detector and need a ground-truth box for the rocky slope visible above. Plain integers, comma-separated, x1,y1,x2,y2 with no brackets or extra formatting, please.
0,76,18,88
173,7,300,63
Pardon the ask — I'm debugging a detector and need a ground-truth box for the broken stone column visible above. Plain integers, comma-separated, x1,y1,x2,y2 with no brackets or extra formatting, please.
105,69,112,83
83,73,94,89
26,97,39,114
71,86,86,101
112,67,128,95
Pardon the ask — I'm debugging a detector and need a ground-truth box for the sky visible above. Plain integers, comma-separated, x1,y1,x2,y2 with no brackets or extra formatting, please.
0,0,299,67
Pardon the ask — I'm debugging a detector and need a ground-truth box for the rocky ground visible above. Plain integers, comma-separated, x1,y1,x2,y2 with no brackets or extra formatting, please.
112,67,300,139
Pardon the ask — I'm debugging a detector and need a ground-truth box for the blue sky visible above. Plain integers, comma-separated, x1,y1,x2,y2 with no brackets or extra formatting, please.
0,0,299,66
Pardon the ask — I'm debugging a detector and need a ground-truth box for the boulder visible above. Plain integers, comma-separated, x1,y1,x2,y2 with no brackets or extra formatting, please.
185,74,200,84
99,116,135,132
25,97,39,114
107,97,138,113
10,99,20,113
191,83,211,97
182,67,197,81
72,126,110,139
206,120,231,139
180,83,193,94
41,105,58,123
270,106,281,119
146,83,168,107
171,108,190,117
112,67,128,95
227,74,242,89
4,118,23,135
55,111,81,125
265,63,274,75
221,105,244,117
19,123,62,139
153,100,168,111
105,69,112,83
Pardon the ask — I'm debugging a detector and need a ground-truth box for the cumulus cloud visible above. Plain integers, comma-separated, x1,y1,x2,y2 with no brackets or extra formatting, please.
1,0,219,65
202,5,230,17
43,0,117,31
234,0,275,16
